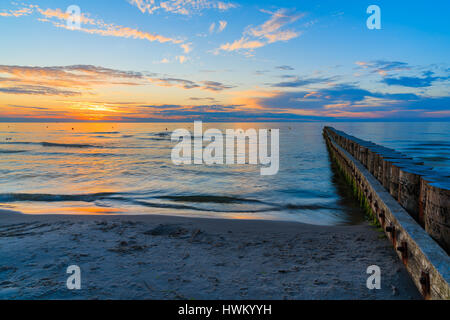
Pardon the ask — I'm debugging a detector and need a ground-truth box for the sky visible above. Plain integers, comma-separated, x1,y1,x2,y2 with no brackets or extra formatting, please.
0,0,449,122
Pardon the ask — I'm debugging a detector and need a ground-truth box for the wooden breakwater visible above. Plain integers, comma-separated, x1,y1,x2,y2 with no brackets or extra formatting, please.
323,126,449,300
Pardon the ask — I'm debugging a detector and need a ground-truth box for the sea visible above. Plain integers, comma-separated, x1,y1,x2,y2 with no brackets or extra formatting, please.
0,122,448,225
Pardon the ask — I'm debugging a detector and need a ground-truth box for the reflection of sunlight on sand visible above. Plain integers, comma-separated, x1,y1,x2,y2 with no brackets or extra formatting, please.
13,202,271,219
224,214,266,220
17,204,125,215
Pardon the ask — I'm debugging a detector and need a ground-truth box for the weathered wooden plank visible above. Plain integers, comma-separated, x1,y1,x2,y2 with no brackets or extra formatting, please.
323,127,450,300
424,181,450,254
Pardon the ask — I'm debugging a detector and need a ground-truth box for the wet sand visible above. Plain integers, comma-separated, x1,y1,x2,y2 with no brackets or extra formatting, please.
0,209,421,300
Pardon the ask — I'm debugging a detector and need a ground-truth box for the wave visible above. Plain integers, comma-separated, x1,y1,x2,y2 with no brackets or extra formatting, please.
137,137,169,141
41,142,98,148
139,132,173,141
0,192,122,203
0,149,27,154
0,141,100,148
153,131,171,137
156,195,267,204
0,192,262,205
86,131,120,134
0,192,338,214
29,151,127,158
0,192,256,213
414,142,450,147
420,156,450,162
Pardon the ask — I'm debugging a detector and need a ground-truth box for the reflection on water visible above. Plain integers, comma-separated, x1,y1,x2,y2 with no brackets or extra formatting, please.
0,122,447,225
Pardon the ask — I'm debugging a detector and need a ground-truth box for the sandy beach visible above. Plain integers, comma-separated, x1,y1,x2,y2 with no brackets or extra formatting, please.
0,209,421,300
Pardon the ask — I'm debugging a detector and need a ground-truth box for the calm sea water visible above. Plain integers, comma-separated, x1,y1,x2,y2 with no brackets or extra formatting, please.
0,122,448,225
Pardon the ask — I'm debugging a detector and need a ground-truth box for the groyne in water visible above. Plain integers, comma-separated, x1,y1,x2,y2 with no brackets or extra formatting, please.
323,126,449,300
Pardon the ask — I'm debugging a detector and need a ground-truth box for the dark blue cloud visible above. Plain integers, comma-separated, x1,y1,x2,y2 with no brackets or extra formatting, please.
257,83,447,114
382,72,449,87
271,77,333,88
371,60,410,72
117,84,437,121
358,60,410,74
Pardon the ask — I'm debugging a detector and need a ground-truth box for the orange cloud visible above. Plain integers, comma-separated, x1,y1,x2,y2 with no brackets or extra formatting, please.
0,65,146,91
0,5,35,17
40,10,182,46
218,20,227,32
37,7,96,25
218,37,265,52
217,9,303,54
324,102,351,109
228,89,280,109
1,5,189,52
176,55,188,64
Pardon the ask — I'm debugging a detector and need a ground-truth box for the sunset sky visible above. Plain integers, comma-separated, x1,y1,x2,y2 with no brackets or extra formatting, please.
0,0,449,121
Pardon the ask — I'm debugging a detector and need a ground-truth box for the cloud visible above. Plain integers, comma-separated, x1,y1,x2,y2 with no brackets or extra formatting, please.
189,97,218,103
156,56,190,64
180,43,192,53
355,60,410,76
216,9,303,54
0,64,146,89
218,20,227,32
36,7,97,26
263,30,299,43
356,61,450,87
147,77,198,89
0,5,35,17
0,64,152,96
0,63,235,94
209,22,216,34
307,84,418,103
249,9,304,41
39,8,183,46
382,72,449,88
128,0,237,15
2,5,189,53
201,81,234,91
147,76,234,91
217,37,265,52
0,85,80,96
8,105,50,110
271,76,333,88
123,103,286,121
383,76,435,88
249,83,450,119
176,55,188,64
209,20,227,34
115,102,342,122
276,65,295,71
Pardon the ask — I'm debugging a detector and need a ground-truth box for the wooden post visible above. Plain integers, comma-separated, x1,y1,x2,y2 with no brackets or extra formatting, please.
398,165,432,223
424,181,450,254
